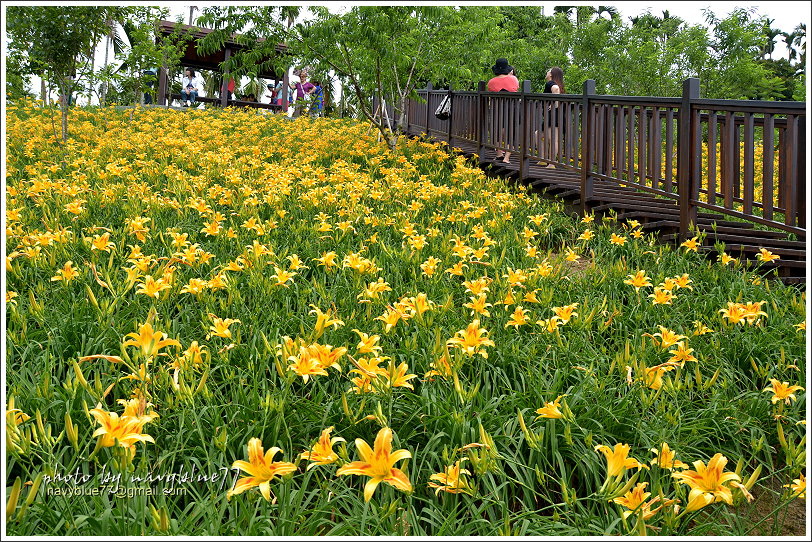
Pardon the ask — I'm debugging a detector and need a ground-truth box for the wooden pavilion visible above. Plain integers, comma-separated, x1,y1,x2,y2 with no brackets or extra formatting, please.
155,20,290,110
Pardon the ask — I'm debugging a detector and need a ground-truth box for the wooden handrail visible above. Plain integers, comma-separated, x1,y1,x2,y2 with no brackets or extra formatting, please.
399,78,805,238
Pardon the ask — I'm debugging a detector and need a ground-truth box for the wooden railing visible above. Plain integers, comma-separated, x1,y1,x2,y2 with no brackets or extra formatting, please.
380,79,806,240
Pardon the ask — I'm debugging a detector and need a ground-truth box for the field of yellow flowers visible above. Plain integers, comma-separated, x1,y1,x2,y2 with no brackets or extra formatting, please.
5,103,807,536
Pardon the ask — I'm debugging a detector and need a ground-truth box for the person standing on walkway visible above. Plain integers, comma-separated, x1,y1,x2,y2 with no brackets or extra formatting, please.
292,68,315,118
487,58,519,164
543,66,566,168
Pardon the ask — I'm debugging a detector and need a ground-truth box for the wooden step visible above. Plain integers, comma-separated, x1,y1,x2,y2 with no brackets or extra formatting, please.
703,233,804,249
661,237,806,259
713,244,805,260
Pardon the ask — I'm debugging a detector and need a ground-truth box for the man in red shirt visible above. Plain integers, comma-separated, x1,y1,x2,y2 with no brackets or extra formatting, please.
487,58,519,163
487,58,518,92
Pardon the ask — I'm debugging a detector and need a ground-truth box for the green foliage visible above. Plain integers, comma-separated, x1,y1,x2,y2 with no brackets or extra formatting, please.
6,5,112,140
494,6,805,100
5,49,35,101
4,105,807,536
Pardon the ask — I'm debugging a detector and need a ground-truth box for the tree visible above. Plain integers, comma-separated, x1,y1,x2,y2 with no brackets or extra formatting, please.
196,6,297,87
759,19,783,60
784,23,807,73
701,8,775,99
198,6,505,149
293,6,505,149
6,6,112,141
5,50,34,102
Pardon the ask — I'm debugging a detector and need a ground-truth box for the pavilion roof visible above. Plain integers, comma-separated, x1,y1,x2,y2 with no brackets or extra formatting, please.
156,20,288,79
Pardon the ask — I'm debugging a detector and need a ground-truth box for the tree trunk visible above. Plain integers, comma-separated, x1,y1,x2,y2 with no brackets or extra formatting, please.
60,90,69,142
101,21,112,105
61,104,69,142
40,78,47,106
57,74,70,142
88,52,96,106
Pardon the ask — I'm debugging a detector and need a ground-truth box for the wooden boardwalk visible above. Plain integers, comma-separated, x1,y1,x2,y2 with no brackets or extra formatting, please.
383,79,807,285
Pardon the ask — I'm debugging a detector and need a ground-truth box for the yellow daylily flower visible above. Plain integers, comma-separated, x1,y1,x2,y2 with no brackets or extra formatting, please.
375,307,402,333
594,443,649,478
649,287,675,305
463,277,491,296
446,319,495,358
680,237,700,252
610,233,627,246
89,400,158,453
552,303,578,324
667,343,697,363
313,251,339,270
336,427,413,502
299,427,346,470
353,330,383,355
309,305,345,338
763,379,804,404
122,322,180,360
270,266,296,287
89,232,116,252
535,395,567,420
420,256,442,277
672,453,741,508
180,278,209,295
624,270,652,291
650,443,688,470
428,459,474,495
784,473,806,499
718,252,738,265
50,261,80,282
505,306,530,328
207,314,240,339
648,326,687,349
227,438,298,501
612,482,667,520
756,248,779,262
136,275,172,298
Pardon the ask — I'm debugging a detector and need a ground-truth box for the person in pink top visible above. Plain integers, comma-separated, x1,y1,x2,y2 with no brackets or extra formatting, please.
487,58,519,163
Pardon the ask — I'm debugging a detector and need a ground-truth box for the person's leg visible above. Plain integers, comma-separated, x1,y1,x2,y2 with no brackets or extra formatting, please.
494,127,505,159
547,123,559,168
544,125,553,163
190,90,198,104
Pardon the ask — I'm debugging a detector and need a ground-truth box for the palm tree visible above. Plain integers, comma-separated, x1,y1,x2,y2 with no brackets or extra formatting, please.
629,12,661,30
595,6,619,22
760,19,782,60
784,23,806,65
553,5,578,25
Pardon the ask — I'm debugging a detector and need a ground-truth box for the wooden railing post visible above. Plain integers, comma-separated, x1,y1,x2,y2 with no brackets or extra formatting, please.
678,77,700,241
425,82,433,138
579,79,596,215
447,85,453,145
477,81,486,162
519,80,531,182
797,116,806,228
281,70,289,112
406,92,412,134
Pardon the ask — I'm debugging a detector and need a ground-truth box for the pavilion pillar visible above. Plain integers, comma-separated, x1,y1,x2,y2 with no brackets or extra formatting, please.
157,66,168,106
282,70,289,112
220,46,232,107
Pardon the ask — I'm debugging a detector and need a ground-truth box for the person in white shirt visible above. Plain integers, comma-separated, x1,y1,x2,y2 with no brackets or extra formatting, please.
180,68,204,106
